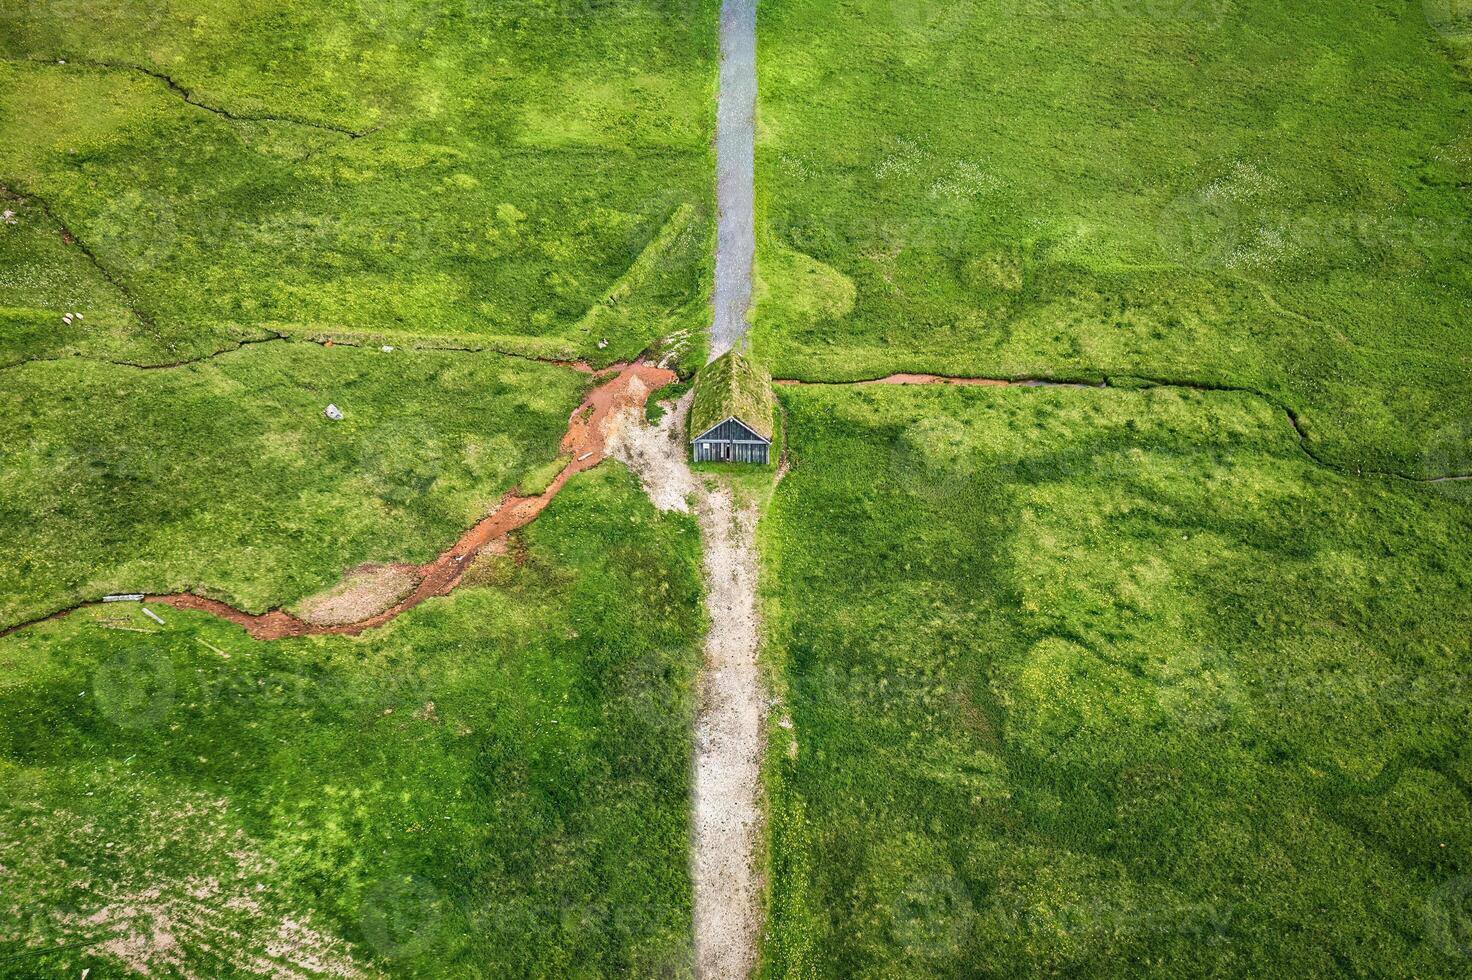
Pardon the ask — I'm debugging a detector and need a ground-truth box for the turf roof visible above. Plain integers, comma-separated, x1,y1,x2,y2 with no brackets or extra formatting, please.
690,350,776,442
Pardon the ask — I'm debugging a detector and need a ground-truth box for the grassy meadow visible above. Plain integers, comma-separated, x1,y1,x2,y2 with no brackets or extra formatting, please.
0,0,716,370
0,344,589,629
751,0,1472,473
4,0,1472,976
760,383,1472,976
0,465,705,977
0,3,719,974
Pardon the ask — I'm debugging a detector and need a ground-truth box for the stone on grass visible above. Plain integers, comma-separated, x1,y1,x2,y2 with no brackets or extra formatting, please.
324,403,344,421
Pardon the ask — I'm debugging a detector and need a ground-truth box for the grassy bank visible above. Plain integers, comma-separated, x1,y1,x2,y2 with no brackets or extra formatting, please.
0,344,587,629
752,0,1472,473
0,465,705,976
760,383,1472,976
0,0,717,368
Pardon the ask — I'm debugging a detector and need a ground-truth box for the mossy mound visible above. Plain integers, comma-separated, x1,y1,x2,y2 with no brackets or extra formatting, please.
691,350,776,441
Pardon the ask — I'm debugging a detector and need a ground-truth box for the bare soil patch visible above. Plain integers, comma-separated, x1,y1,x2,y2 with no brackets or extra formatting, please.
6,783,366,979
293,563,417,626
606,391,698,513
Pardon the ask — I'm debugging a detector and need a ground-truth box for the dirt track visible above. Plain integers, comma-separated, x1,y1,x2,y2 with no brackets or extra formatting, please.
607,395,766,980
688,484,765,979
685,0,767,962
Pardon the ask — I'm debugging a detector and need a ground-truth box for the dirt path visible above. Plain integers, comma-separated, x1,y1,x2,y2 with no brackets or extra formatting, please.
709,0,757,362
686,0,766,961
1,362,676,641
688,484,765,978
607,397,766,979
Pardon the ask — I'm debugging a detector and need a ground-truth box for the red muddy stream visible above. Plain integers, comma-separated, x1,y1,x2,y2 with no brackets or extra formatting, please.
4,362,676,642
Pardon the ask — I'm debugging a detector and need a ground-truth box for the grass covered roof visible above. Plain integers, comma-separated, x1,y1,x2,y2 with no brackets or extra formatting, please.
690,350,776,442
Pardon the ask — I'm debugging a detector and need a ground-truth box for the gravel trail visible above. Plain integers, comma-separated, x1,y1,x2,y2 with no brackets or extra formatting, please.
606,396,766,979
709,0,757,362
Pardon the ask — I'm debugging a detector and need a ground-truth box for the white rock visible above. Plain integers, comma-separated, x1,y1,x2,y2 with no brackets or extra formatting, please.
324,403,344,421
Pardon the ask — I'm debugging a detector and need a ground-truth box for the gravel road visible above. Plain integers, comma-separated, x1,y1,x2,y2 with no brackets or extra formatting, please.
606,394,766,980
709,0,757,362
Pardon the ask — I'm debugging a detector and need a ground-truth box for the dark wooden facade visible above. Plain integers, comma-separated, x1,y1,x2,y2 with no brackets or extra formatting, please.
692,417,770,465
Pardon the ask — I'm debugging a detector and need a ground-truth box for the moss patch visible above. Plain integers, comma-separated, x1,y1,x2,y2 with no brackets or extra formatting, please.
690,350,776,442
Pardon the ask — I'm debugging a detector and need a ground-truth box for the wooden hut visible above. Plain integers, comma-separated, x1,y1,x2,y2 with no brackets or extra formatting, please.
690,351,775,465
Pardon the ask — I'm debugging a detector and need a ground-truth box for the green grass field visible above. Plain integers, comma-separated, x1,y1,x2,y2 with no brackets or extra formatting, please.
751,7,1472,971
0,5,717,971
5,0,1472,974
0,344,589,628
760,383,1472,976
751,0,1472,474
0,0,716,370
0,466,704,976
